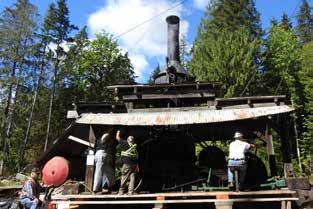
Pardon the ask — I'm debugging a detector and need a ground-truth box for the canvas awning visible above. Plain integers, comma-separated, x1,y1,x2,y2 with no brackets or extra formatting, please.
76,105,293,126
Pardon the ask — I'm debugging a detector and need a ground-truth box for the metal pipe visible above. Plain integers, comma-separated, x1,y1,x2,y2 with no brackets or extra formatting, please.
166,15,180,63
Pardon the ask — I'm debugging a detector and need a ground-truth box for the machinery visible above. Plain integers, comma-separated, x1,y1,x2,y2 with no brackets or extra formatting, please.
37,15,296,194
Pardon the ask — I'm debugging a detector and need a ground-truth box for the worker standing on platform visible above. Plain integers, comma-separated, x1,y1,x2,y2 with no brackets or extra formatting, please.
93,131,115,194
228,131,255,190
116,129,138,195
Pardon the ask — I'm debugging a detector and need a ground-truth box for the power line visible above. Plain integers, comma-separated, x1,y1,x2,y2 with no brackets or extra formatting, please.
113,0,187,40
290,0,302,19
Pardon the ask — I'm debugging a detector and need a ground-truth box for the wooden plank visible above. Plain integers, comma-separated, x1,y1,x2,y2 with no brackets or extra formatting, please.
107,82,221,89
68,135,94,148
53,190,297,200
52,197,298,205
122,93,215,101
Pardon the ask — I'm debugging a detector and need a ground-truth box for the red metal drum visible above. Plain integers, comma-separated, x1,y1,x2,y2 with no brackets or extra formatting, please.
42,156,69,187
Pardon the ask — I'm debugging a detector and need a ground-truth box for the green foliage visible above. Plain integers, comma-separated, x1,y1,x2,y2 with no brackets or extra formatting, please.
203,0,262,38
189,27,260,97
148,64,161,84
297,0,313,44
62,32,135,103
263,24,301,97
299,41,313,172
189,0,262,97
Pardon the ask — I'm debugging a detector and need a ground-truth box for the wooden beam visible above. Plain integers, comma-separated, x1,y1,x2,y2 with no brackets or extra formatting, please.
122,93,215,101
68,135,94,148
51,198,298,205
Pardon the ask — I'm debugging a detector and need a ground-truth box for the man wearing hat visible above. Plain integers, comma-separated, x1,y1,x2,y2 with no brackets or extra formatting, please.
228,131,255,190
116,130,138,195
19,167,42,209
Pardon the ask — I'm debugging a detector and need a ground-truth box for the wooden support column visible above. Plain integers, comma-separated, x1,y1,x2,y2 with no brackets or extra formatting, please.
153,203,166,209
281,200,292,209
215,202,233,209
265,126,278,176
85,126,96,192
278,114,295,178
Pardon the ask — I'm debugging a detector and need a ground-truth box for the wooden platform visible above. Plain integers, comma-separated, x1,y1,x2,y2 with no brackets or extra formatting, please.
51,190,298,209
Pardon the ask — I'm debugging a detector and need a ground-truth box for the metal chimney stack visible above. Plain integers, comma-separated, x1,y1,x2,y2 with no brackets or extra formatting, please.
154,15,189,84
167,15,180,64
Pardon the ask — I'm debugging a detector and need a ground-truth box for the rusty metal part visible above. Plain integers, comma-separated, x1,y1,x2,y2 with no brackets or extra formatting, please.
76,105,293,126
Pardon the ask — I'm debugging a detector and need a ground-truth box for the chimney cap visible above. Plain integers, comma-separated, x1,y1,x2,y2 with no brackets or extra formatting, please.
166,15,179,24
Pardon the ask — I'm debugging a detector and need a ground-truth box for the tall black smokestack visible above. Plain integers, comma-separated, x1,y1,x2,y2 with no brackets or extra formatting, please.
166,15,180,63
154,15,189,84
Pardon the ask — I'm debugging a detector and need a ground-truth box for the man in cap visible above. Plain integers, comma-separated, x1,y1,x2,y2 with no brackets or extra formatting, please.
116,130,138,195
19,167,42,209
93,130,116,194
228,131,255,190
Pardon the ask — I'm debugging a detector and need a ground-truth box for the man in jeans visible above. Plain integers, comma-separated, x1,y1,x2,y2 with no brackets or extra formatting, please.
116,130,138,195
228,132,255,190
19,167,42,209
93,131,115,194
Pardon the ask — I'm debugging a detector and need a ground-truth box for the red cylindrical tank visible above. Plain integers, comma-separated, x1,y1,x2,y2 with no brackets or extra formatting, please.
42,156,69,187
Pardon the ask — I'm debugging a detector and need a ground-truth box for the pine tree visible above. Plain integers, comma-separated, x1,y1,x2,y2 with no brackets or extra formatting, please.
43,0,77,151
299,41,313,173
189,0,262,97
205,0,262,38
0,0,38,174
281,13,292,30
297,0,313,44
148,64,161,84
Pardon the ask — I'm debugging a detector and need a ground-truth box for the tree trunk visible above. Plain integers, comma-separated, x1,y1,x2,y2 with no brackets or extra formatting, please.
19,57,45,170
0,61,17,175
44,59,58,151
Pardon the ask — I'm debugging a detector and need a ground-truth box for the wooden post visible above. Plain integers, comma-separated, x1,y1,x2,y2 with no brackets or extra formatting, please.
265,126,278,176
85,149,94,192
278,114,295,178
85,125,96,192
215,202,233,209
281,200,292,209
153,203,165,209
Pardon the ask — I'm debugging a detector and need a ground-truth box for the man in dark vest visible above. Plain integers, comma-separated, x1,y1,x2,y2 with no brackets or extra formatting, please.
116,129,138,195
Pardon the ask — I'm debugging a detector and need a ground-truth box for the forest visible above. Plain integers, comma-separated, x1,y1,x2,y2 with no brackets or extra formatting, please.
0,0,312,177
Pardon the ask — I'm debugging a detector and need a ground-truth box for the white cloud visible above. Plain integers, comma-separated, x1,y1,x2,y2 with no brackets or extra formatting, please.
87,0,189,82
193,0,210,10
128,53,149,80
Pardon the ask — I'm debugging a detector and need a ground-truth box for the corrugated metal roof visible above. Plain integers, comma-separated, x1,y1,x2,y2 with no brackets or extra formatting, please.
76,105,293,126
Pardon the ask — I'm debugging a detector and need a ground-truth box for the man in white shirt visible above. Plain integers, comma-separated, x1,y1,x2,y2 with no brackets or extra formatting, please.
228,132,255,190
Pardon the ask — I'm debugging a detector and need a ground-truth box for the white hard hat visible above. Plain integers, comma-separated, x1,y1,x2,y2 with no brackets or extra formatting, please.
233,131,243,139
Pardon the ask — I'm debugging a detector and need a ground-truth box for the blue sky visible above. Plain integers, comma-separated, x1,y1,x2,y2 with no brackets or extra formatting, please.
0,0,303,82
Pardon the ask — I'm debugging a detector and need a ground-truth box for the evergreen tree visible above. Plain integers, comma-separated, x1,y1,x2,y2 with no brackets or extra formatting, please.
299,41,313,173
204,0,262,38
189,28,260,97
281,13,293,30
148,64,161,84
297,0,313,44
0,0,38,174
189,0,262,97
42,0,77,151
